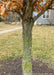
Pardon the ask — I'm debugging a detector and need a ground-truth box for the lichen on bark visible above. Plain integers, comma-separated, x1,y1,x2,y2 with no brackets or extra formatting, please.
22,22,33,75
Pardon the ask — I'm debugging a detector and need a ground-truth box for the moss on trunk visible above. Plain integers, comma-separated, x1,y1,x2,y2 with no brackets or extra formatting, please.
22,22,33,75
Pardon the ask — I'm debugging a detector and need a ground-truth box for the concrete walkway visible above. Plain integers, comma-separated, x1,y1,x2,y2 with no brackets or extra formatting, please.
0,27,22,35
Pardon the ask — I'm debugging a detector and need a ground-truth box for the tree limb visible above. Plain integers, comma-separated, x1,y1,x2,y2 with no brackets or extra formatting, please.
32,0,38,6
16,11,23,19
6,8,23,19
49,7,54,10
33,0,54,22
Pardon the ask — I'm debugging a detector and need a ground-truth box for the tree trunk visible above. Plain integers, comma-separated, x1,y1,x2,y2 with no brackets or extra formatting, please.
22,21,33,75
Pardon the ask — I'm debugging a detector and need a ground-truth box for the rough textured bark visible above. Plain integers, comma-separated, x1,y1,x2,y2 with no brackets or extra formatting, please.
22,21,33,75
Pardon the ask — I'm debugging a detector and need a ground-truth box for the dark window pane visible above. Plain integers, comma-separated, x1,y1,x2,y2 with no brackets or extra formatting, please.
43,15,45,18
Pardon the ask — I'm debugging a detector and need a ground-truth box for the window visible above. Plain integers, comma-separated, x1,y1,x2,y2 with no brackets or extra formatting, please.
43,11,50,19
43,14,45,18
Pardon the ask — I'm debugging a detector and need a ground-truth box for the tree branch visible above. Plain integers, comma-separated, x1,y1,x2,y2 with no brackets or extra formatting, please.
6,8,23,19
33,0,54,22
16,11,23,19
49,7,54,10
32,0,38,6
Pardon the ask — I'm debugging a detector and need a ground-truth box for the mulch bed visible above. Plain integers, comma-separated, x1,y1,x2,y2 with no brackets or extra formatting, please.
0,57,54,75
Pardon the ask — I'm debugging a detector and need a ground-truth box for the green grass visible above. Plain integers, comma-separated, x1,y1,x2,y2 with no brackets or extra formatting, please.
0,22,21,30
0,29,23,60
32,26,54,60
0,65,2,67
0,25,54,68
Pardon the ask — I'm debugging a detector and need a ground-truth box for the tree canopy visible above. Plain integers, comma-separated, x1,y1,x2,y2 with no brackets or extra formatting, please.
0,0,54,21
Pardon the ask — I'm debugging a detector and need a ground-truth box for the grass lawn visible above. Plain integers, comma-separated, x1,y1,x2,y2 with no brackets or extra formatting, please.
0,25,54,69
0,22,21,30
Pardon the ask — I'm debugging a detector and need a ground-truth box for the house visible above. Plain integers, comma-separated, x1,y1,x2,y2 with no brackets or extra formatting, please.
35,9,54,25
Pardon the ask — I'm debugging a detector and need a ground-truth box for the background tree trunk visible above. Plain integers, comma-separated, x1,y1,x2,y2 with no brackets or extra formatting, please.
22,21,33,75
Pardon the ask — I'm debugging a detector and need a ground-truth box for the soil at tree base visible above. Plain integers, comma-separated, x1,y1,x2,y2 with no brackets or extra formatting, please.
0,57,54,75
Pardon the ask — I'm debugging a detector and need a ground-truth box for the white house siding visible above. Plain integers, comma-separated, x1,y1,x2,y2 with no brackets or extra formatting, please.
36,16,50,24
35,10,54,25
49,10,54,24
